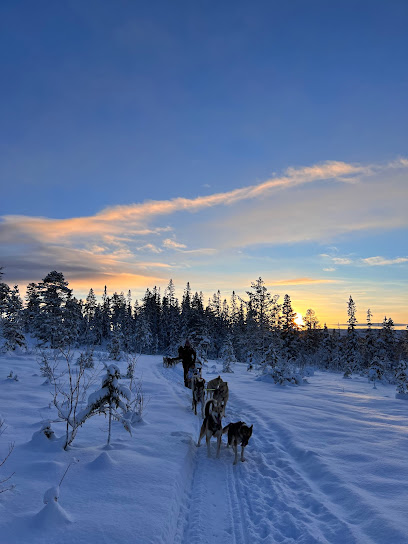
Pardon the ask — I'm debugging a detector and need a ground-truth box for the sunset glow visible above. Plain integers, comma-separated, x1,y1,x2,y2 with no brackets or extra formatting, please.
0,1,406,328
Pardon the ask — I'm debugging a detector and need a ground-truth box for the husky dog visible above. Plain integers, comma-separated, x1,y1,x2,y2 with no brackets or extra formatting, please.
197,400,223,458
223,421,253,465
213,380,229,417
192,376,206,417
206,375,223,399
163,356,180,368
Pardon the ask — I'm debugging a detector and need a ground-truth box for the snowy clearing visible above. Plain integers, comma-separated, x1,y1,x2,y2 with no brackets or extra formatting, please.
1,352,407,544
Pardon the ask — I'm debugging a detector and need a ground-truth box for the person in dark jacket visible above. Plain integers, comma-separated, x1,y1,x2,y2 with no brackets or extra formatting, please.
179,339,196,387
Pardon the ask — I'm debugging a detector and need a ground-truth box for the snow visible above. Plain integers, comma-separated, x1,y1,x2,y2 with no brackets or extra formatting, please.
1,350,408,543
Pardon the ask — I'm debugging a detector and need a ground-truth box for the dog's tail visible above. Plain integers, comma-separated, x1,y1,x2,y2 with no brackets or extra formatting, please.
222,423,231,435
204,399,215,418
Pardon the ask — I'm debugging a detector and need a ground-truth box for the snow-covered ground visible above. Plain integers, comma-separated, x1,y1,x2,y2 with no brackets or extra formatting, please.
1,351,407,544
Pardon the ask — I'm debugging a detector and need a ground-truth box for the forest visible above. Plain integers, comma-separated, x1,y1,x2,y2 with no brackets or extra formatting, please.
1,269,407,391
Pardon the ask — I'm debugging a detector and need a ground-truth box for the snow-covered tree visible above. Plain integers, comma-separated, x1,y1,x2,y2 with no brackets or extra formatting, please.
378,316,396,373
36,271,72,348
395,360,408,395
242,277,280,362
343,296,361,377
24,282,41,334
108,329,122,361
83,288,98,345
79,363,131,445
220,335,236,373
2,285,26,351
368,357,384,388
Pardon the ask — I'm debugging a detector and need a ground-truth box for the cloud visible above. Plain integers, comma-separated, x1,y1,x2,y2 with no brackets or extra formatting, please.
136,243,163,253
162,238,187,250
361,256,408,266
323,267,336,272
270,277,339,285
1,157,407,295
1,158,395,244
332,257,352,265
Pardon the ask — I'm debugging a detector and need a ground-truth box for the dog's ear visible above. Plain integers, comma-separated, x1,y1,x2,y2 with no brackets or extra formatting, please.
250,425,253,430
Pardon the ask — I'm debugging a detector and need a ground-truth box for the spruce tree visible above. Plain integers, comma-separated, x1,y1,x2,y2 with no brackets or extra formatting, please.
344,296,361,377
36,271,72,348
2,285,26,350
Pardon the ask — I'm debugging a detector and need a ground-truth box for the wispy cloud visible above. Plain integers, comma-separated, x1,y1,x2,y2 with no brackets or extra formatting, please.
162,238,187,249
270,277,339,285
361,256,408,266
3,158,400,242
332,257,353,265
321,254,408,267
1,157,407,295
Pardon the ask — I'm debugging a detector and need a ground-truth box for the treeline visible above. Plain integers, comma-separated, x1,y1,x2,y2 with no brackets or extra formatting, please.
0,270,407,379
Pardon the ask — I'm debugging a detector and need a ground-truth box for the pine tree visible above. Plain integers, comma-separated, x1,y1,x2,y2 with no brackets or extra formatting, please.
363,309,376,369
2,285,26,350
243,278,279,362
84,288,98,344
395,359,408,395
101,286,111,341
24,282,41,334
281,294,298,362
64,293,83,347
344,296,361,377
378,317,396,372
161,279,180,354
36,271,72,348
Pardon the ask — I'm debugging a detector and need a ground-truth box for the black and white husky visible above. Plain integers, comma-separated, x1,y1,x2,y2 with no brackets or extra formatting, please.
223,421,253,465
192,376,206,418
197,399,223,458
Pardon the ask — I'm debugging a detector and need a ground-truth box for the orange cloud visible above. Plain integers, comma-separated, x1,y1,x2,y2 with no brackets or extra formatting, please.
269,278,339,286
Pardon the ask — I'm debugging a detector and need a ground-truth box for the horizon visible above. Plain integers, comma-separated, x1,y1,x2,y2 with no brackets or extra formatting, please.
1,1,407,328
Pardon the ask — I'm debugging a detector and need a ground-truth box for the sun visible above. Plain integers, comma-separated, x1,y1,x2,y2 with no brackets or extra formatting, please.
294,313,304,328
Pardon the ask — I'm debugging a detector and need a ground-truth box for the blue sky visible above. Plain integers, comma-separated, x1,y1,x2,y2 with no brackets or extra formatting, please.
1,0,407,326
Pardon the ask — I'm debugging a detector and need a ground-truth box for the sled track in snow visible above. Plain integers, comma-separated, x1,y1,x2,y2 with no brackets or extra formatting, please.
156,364,250,544
157,363,403,544
229,390,408,544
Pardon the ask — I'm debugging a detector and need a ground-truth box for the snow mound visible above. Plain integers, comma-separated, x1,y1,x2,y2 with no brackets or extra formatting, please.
87,451,115,470
32,501,71,528
27,422,60,450
43,485,59,504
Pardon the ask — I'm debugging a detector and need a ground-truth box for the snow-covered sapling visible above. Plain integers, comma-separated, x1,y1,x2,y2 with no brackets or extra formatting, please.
368,358,384,389
76,348,94,369
79,363,132,445
125,353,139,389
38,350,59,385
52,348,87,450
220,337,236,373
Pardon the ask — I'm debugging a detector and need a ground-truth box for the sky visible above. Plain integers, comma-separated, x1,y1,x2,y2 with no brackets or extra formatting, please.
0,0,407,327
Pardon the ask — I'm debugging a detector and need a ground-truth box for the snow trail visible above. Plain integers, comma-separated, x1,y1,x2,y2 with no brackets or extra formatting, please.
159,362,356,544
